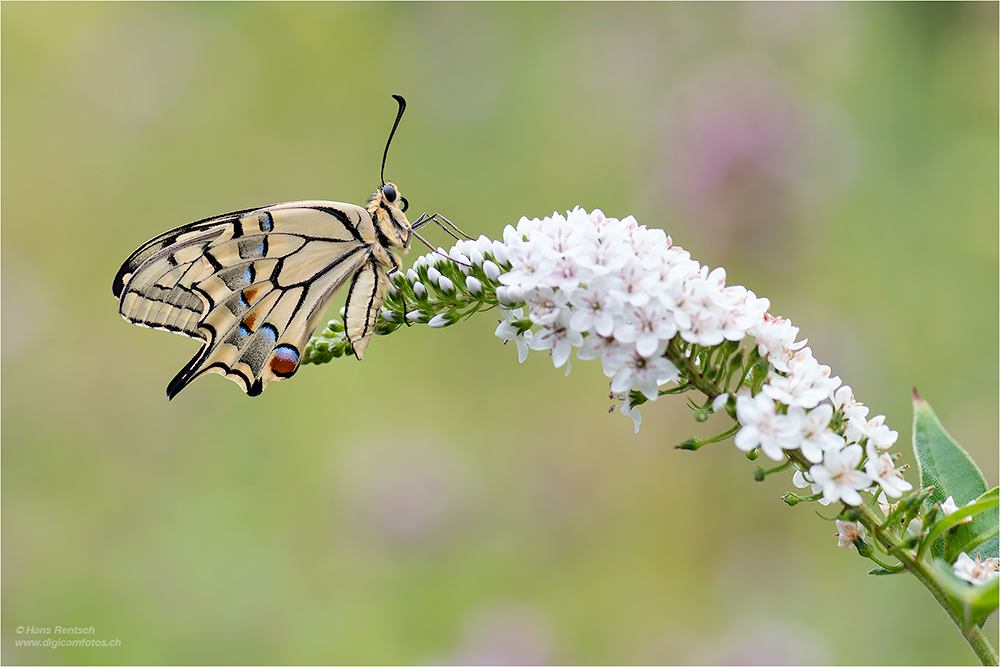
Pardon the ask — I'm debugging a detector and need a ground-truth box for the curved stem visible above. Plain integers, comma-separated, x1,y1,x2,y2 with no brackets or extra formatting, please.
854,505,998,665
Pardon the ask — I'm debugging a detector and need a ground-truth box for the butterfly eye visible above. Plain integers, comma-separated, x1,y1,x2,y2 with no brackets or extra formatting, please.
400,196,409,213
382,184,397,203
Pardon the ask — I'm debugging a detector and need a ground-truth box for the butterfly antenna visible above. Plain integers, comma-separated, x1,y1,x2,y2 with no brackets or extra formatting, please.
381,94,407,185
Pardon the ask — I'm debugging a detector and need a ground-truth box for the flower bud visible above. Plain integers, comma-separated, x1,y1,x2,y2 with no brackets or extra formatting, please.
491,241,510,265
854,538,874,558
428,313,449,328
466,276,483,294
483,260,502,282
468,245,485,266
438,276,455,293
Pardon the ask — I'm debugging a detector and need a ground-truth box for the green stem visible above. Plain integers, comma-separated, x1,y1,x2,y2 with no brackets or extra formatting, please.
864,551,904,572
854,505,998,665
675,424,739,451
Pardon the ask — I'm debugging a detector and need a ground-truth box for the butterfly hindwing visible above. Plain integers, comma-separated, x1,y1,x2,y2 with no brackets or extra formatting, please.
344,260,390,361
116,201,385,398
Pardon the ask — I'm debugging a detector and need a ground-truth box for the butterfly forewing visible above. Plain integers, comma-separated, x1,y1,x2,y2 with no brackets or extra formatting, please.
115,201,390,398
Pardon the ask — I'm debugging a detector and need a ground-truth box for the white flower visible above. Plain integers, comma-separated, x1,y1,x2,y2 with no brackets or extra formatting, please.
613,304,678,358
750,313,807,373
577,335,624,377
734,392,800,461
953,552,999,585
575,224,630,277
608,261,653,308
833,385,869,423
808,444,871,506
528,311,583,369
865,454,913,498
495,308,533,363
712,393,730,414
844,414,898,452
865,453,912,499
877,490,898,518
525,288,568,327
788,404,845,464
500,243,556,292
835,519,866,548
607,344,678,401
941,496,974,524
762,348,841,409
569,285,622,337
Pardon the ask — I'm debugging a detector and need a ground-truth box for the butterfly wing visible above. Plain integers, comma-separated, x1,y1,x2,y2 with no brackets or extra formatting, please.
343,260,391,361
114,201,380,398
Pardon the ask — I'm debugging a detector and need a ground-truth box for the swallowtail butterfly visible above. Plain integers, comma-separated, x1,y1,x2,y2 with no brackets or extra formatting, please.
113,95,437,398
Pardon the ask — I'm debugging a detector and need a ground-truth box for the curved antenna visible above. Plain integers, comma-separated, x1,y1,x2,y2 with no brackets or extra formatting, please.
380,94,407,185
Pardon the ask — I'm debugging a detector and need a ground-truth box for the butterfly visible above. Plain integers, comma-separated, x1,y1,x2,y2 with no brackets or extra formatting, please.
113,95,447,399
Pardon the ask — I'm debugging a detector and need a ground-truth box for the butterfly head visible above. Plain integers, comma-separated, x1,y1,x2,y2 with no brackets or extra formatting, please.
368,181,412,251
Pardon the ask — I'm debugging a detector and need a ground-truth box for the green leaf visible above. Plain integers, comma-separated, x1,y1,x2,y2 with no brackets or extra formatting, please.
919,489,1000,559
932,558,999,631
868,566,904,576
911,390,993,560
947,488,999,564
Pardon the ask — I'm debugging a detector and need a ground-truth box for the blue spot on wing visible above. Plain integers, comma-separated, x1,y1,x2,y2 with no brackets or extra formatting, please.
259,211,274,233
259,324,278,345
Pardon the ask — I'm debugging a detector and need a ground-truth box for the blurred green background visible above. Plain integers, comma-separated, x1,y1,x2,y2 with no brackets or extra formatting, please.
3,3,997,664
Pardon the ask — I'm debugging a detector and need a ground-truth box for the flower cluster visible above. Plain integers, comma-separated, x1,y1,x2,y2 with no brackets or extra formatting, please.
740,338,911,508
307,207,915,513
490,208,913,510
495,207,769,428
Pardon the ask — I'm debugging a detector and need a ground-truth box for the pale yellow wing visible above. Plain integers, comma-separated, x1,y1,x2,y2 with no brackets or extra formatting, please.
114,201,378,398
343,260,391,360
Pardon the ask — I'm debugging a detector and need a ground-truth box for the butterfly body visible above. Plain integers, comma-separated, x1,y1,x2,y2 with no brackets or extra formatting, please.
113,184,413,398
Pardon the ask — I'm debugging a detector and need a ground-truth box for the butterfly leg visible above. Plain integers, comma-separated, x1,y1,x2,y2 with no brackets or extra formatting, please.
409,229,473,268
431,213,474,241
411,212,472,242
